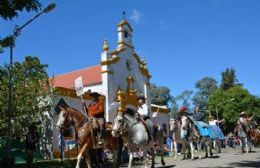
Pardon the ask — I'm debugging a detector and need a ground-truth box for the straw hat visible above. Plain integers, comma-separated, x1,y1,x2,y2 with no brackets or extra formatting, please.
240,111,246,116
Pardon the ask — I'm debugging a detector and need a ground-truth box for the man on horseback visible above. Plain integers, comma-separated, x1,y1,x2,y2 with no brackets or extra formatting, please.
87,92,105,145
136,94,156,139
238,111,254,138
193,106,205,121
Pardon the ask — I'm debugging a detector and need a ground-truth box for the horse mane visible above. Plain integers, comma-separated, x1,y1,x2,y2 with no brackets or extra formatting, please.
65,107,85,118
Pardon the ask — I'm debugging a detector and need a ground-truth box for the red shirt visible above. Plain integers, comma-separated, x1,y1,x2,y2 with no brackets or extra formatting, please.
87,99,104,118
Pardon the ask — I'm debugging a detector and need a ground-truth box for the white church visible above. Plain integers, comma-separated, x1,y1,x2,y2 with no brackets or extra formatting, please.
48,18,170,158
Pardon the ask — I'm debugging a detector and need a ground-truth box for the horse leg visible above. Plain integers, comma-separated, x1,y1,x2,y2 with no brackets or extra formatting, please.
83,149,92,168
174,141,178,160
143,149,149,168
111,138,119,168
245,138,249,153
181,141,186,160
128,151,134,168
149,147,155,168
215,139,221,153
189,141,194,160
76,142,89,168
204,139,208,158
209,140,213,157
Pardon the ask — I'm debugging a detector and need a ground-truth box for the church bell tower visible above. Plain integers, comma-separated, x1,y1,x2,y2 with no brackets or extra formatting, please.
117,17,133,49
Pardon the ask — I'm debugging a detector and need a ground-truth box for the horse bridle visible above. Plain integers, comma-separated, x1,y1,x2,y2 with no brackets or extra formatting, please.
115,114,138,136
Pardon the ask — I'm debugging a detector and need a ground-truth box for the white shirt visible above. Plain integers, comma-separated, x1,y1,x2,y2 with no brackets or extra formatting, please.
137,104,149,117
209,120,218,126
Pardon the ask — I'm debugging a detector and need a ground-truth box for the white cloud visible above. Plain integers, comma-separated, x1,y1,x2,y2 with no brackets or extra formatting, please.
130,10,144,24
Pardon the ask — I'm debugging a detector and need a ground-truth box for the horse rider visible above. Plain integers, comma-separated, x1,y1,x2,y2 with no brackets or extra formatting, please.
87,91,105,145
238,111,253,134
136,94,156,139
193,106,205,121
209,115,224,126
209,115,225,140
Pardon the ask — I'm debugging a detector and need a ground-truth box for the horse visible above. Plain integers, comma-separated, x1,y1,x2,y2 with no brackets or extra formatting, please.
170,116,214,159
235,121,254,153
250,121,260,146
188,117,214,158
111,109,166,168
56,106,119,168
169,117,197,160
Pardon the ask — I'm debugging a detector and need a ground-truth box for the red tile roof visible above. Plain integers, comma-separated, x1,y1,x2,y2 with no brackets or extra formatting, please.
52,65,102,89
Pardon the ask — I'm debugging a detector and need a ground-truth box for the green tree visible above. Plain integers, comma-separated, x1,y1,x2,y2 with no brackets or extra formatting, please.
150,84,171,106
220,68,238,90
193,77,218,110
0,56,50,139
0,0,42,52
169,96,179,118
208,86,260,134
176,90,193,110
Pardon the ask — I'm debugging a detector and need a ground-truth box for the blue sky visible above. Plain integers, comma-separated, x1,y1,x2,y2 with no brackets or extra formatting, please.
1,0,260,97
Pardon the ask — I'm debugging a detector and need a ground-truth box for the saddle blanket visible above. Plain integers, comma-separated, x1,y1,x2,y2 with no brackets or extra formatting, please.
189,116,216,139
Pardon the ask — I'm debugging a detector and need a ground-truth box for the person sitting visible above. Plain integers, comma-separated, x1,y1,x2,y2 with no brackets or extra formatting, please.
238,111,252,125
238,111,253,136
209,115,224,126
136,94,155,139
208,115,225,140
87,92,105,145
193,106,205,121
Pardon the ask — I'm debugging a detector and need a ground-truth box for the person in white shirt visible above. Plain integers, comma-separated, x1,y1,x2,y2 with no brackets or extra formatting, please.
208,115,225,140
209,116,224,126
136,94,156,139
137,95,149,118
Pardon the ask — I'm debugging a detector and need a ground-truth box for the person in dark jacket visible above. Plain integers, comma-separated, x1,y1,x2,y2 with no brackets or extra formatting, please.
25,124,39,168
192,106,205,121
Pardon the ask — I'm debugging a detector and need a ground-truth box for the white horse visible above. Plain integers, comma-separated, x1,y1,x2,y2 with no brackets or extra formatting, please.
112,110,165,168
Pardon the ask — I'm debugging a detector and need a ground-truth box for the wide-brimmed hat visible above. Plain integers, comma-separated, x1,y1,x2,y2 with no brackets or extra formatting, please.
240,111,246,116
137,94,145,101
90,92,100,99
209,115,214,119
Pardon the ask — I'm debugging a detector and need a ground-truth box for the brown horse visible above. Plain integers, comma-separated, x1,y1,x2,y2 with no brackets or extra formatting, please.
56,106,119,168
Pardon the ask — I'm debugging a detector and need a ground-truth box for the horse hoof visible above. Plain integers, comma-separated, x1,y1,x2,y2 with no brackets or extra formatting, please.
161,159,166,166
210,153,213,157
205,155,208,158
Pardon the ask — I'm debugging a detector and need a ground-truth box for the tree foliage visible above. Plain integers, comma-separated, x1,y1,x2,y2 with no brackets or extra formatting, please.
193,77,218,110
0,0,42,53
208,86,260,134
0,0,41,20
150,84,171,106
220,68,238,90
176,90,193,110
169,96,179,118
0,56,50,139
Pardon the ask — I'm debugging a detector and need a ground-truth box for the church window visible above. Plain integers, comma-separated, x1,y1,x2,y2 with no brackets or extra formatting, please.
124,31,128,38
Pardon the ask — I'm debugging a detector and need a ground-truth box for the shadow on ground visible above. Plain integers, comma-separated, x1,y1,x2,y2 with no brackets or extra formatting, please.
229,160,260,168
